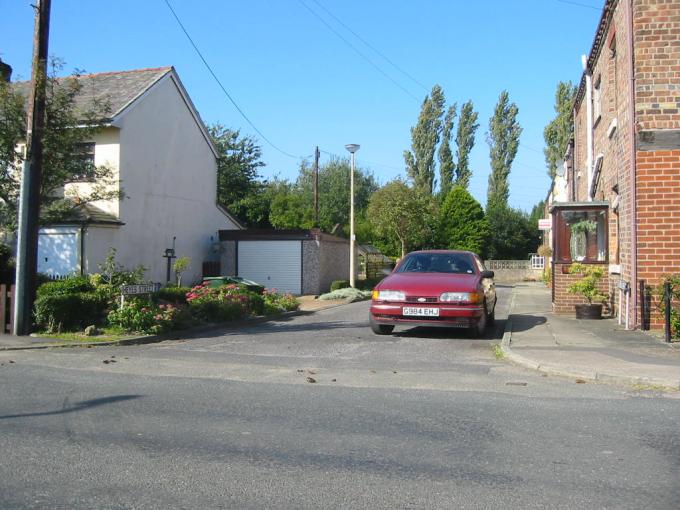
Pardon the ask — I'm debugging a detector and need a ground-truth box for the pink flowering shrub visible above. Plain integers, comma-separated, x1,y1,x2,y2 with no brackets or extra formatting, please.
107,300,181,334
186,283,263,322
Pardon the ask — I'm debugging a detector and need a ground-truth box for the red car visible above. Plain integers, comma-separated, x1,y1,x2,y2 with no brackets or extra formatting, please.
369,250,496,337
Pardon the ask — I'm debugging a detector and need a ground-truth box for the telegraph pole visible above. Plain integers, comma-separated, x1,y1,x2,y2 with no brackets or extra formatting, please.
14,0,51,335
313,146,320,226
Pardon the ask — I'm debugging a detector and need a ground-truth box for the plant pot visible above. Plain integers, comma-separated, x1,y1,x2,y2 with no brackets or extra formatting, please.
574,303,603,320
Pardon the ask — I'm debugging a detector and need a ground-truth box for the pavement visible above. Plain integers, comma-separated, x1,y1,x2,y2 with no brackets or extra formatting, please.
0,295,349,351
502,282,680,390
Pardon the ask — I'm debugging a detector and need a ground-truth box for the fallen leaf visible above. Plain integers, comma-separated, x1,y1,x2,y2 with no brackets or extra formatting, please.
575,379,586,384
331,378,337,382
307,369,316,375
306,377,316,383
9,360,15,364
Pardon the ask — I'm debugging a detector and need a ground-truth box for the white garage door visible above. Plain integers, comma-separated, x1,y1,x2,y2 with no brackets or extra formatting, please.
38,228,79,278
238,241,302,294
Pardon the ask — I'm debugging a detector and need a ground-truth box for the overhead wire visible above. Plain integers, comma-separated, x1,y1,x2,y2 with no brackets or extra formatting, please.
556,0,602,11
309,0,429,92
297,0,422,102
162,0,304,160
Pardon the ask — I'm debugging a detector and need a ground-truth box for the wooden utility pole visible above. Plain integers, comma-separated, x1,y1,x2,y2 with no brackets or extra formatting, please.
313,146,320,226
13,0,51,335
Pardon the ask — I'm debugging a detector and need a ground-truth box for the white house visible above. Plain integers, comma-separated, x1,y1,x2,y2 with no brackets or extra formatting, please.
15,67,241,284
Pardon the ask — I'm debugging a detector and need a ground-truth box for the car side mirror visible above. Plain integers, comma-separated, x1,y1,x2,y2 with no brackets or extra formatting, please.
481,270,494,279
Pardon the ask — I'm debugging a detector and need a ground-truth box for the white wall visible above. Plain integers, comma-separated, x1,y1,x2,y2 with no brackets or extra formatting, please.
84,74,239,285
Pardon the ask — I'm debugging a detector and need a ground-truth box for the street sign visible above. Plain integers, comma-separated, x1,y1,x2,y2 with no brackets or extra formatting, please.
121,283,161,295
538,219,552,230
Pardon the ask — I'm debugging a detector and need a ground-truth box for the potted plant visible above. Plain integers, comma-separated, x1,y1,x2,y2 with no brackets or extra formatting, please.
567,262,608,319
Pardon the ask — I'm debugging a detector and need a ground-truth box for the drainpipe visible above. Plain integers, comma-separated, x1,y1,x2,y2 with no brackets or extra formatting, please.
626,0,638,329
582,54,594,202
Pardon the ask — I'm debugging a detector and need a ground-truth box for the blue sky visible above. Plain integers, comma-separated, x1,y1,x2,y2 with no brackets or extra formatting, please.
1,0,604,212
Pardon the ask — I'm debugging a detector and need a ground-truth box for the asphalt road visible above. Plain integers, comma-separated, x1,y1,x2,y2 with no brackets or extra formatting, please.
1,286,679,509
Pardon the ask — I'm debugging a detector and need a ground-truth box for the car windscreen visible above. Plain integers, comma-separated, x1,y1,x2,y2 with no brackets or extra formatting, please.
395,253,476,274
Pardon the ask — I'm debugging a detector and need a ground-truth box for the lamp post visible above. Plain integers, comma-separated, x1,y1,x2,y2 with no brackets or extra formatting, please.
345,143,360,288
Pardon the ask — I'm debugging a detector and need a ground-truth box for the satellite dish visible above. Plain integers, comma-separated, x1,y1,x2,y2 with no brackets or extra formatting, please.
555,159,566,177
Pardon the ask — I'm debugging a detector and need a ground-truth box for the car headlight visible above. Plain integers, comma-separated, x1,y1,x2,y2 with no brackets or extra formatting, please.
372,290,406,302
439,292,482,303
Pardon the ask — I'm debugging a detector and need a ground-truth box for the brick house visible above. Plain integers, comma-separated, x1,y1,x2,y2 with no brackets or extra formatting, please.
548,0,680,330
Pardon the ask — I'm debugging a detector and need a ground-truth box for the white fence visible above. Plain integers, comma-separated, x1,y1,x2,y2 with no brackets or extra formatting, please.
485,257,545,283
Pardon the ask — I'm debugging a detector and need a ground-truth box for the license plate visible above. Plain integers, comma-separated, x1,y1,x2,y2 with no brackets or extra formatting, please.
402,307,440,317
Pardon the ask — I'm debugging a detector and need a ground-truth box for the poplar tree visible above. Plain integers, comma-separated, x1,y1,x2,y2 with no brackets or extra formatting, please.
486,91,522,210
404,85,446,195
438,104,456,198
454,100,479,189
543,81,576,179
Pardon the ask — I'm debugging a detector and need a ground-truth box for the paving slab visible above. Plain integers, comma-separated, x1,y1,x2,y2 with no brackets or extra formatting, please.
502,283,680,390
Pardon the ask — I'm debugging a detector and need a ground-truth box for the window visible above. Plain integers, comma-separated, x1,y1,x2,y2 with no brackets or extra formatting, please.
68,142,96,182
593,75,602,125
396,252,476,275
554,207,608,263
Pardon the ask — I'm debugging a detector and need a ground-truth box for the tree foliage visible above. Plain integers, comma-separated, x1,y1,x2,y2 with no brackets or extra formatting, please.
455,100,479,189
367,180,432,258
485,205,540,260
209,124,265,224
404,85,446,195
0,61,120,232
296,158,378,232
543,81,576,179
486,91,522,210
438,104,456,198
437,185,488,254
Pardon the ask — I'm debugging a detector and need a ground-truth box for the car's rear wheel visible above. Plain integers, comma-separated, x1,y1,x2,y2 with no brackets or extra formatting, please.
370,319,394,335
469,306,487,338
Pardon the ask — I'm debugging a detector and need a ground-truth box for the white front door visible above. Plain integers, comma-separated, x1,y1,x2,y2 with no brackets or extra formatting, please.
38,228,79,278
238,240,302,294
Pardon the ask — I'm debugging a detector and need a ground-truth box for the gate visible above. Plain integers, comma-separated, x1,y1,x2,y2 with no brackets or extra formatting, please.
0,284,14,334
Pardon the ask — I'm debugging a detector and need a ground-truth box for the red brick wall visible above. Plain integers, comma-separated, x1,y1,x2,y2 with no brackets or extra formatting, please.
553,264,612,315
635,149,680,328
634,0,680,129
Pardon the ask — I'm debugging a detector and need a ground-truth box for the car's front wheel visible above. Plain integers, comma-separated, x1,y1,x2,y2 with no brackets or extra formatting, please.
370,318,394,335
469,306,487,338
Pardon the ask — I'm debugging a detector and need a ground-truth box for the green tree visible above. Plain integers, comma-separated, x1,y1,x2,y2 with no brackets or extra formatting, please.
437,185,488,254
404,85,446,195
486,206,540,260
367,180,431,258
296,158,378,232
0,61,120,232
438,104,456,198
486,91,522,211
269,188,314,229
543,81,577,179
209,124,265,223
455,100,479,189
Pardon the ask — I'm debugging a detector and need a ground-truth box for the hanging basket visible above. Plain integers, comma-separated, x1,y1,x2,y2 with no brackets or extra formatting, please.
574,303,603,320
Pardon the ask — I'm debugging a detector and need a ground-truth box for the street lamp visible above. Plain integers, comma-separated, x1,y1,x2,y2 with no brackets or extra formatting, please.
345,143,360,288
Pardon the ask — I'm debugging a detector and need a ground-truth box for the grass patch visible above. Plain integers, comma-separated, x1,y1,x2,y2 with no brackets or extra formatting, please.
34,326,136,343
492,343,504,360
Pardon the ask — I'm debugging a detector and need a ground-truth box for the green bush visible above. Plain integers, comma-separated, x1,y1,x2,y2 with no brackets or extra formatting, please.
263,289,299,314
36,275,94,298
154,285,191,304
356,277,384,291
34,292,107,332
330,280,350,292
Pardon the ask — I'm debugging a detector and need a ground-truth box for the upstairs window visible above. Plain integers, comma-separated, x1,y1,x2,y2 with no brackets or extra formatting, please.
67,142,96,182
593,75,602,125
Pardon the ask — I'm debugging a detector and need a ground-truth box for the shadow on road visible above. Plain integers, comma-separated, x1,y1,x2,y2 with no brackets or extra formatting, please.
0,395,142,420
392,319,507,341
